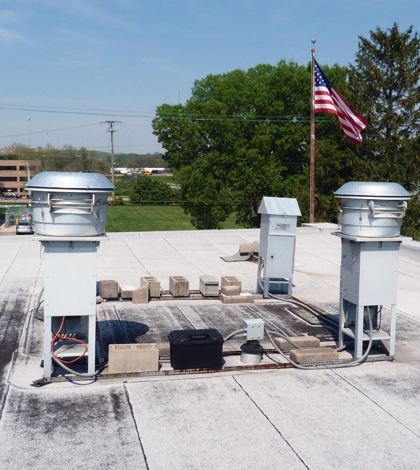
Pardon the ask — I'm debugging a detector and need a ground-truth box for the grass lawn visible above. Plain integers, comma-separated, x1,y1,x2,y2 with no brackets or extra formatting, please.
150,175,174,184
106,204,244,232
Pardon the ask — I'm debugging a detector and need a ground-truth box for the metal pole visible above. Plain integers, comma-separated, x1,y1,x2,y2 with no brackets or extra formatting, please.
101,121,121,191
310,39,316,224
111,129,115,187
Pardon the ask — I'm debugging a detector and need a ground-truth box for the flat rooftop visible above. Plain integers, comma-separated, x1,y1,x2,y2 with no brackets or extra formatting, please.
1,224,420,469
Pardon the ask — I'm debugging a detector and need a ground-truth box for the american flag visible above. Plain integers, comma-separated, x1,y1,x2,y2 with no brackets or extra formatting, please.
314,61,368,144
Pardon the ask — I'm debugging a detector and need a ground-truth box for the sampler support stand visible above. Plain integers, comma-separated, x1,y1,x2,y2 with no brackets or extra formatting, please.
335,234,406,359
38,237,105,379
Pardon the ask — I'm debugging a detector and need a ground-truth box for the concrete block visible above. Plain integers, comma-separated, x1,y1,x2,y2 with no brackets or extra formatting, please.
221,276,242,293
169,276,189,297
220,293,254,304
221,285,241,296
119,285,137,299
199,275,219,296
274,335,320,351
99,280,119,299
156,342,170,357
239,243,259,254
108,343,159,374
141,276,161,298
132,285,149,304
290,347,339,364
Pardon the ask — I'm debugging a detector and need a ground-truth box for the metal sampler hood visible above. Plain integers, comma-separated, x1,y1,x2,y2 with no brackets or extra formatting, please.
335,182,411,200
27,171,114,237
26,171,115,193
334,181,411,238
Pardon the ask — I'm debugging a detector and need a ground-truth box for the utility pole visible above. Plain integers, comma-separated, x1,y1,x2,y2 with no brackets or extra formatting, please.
102,121,121,188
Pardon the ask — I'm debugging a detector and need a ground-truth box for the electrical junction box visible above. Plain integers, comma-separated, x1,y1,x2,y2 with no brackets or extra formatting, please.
244,319,265,341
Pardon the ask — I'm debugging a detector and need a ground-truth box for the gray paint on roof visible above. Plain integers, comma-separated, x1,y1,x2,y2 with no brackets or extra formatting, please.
0,225,420,469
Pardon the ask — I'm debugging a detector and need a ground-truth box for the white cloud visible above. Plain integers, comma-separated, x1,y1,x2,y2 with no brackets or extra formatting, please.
45,0,132,29
54,27,107,47
0,10,19,22
0,27,26,42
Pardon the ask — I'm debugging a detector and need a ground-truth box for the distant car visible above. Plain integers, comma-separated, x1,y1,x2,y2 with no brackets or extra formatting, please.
1,193,17,199
16,221,34,235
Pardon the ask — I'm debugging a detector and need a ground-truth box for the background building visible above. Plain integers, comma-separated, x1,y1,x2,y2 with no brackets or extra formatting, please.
0,159,40,196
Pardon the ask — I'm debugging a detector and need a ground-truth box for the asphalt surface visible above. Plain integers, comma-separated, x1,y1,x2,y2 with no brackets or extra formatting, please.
0,224,420,470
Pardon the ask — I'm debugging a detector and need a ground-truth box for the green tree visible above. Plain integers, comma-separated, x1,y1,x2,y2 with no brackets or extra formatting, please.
130,177,178,205
153,61,343,229
346,23,420,238
4,143,110,175
347,23,420,184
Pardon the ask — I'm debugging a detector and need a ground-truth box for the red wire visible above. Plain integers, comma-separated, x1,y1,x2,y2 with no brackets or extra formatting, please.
51,316,88,364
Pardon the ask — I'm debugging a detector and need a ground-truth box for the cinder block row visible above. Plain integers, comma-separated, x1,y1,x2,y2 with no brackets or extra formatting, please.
169,275,243,298
239,243,259,255
108,343,159,374
169,276,189,297
141,277,161,298
99,280,119,299
107,342,171,375
290,347,339,364
99,277,162,303
220,293,254,304
219,276,252,303
273,335,320,351
120,285,137,299
221,285,241,296
221,276,242,292
132,285,149,304
99,275,246,302
200,275,219,297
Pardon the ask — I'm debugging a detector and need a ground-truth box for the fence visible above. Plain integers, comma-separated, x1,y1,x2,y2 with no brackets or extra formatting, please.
2,205,32,227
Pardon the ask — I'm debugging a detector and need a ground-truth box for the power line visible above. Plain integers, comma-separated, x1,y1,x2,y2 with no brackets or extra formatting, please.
0,103,327,123
0,122,100,139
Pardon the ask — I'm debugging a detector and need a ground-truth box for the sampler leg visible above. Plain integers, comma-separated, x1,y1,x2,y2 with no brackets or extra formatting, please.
354,304,364,359
287,277,293,297
43,315,52,378
338,299,344,348
256,257,262,294
263,264,269,298
389,304,397,356
88,314,96,375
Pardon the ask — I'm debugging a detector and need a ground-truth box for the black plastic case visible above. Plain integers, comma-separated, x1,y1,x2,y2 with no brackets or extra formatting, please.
168,328,223,370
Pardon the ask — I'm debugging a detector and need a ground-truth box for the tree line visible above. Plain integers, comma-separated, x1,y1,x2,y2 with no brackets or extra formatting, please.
2,144,166,176
152,23,420,239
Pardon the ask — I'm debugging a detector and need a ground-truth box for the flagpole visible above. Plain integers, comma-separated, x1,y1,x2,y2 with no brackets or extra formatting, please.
310,39,316,223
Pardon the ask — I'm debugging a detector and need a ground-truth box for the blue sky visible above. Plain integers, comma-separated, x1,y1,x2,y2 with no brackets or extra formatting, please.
0,0,417,155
